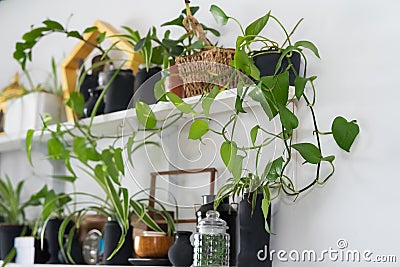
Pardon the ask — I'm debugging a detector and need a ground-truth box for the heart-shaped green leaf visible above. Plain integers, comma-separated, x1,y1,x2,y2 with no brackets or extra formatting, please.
210,5,229,25
250,125,260,145
135,101,157,129
188,120,209,140
294,76,308,100
292,143,322,164
278,104,298,131
294,40,320,58
332,116,360,152
245,11,270,40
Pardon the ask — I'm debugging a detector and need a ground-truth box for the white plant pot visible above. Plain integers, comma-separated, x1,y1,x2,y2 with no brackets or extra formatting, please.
4,92,66,135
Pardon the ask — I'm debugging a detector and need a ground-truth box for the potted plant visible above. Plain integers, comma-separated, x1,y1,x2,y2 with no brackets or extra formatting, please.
1,58,65,135
0,175,44,262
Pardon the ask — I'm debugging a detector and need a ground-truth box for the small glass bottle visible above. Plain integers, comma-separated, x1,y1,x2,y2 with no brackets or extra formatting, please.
193,210,230,267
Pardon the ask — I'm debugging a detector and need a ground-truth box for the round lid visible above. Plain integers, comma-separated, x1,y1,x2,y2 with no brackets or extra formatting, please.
197,210,228,234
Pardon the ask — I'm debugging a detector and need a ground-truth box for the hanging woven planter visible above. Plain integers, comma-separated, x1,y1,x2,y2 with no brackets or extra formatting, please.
174,1,237,97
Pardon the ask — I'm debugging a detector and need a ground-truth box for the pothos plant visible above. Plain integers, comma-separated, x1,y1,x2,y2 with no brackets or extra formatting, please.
130,5,360,233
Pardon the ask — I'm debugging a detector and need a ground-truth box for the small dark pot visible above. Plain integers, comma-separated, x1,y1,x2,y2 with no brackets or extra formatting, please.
83,87,105,118
253,50,301,86
103,221,133,265
45,218,63,264
34,238,50,264
104,69,134,113
80,74,99,102
0,224,24,261
132,66,162,106
237,193,271,267
168,231,193,267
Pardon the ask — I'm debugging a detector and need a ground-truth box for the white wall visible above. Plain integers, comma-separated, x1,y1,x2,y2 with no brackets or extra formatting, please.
1,0,400,266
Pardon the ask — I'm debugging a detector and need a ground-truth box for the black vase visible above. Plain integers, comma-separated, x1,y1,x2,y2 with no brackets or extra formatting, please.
45,218,63,264
132,66,162,106
237,193,271,267
104,69,134,113
80,74,99,102
83,87,105,118
103,221,133,265
58,237,84,264
168,231,193,266
34,238,50,263
0,225,24,261
253,50,301,86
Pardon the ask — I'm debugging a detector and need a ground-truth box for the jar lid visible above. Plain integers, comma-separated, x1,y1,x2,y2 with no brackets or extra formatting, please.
197,210,228,234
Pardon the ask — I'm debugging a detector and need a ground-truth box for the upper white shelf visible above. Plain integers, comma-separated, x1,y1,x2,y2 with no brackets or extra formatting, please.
0,87,295,153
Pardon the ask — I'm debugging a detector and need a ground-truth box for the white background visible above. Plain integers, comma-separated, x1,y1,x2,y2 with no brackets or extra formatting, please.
0,0,399,266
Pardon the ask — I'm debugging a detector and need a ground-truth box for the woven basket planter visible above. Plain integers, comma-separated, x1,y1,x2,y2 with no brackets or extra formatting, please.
175,48,237,97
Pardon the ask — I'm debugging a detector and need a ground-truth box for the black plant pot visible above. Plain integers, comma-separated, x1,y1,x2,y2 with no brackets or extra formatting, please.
57,236,84,264
34,238,50,263
0,224,24,261
104,69,134,114
103,221,133,265
132,66,162,106
168,231,193,267
237,193,271,267
253,50,301,86
45,218,63,264
83,87,105,118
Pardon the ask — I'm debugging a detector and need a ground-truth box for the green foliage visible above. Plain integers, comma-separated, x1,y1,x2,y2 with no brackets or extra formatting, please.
332,116,360,152
0,176,43,225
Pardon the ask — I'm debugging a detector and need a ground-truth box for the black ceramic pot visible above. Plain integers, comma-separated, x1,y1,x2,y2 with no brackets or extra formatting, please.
104,69,134,113
168,231,193,267
237,193,271,267
57,237,84,264
132,66,162,106
83,87,105,118
45,218,63,264
103,221,134,265
0,224,24,261
253,50,301,86
34,238,50,263
80,74,99,102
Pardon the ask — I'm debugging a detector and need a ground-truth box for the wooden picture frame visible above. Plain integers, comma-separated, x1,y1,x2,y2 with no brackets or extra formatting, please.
149,168,217,224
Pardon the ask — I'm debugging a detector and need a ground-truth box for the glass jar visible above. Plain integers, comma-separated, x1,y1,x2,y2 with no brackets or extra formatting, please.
193,210,230,266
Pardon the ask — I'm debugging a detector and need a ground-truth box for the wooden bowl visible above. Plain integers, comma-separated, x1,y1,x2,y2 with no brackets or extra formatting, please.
134,235,174,258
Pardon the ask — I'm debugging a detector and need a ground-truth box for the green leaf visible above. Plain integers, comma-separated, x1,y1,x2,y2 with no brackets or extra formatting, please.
235,95,246,113
154,78,167,102
201,24,221,37
73,137,87,163
114,148,125,175
231,49,260,80
65,92,84,115
245,12,270,40
83,26,98,34
261,198,271,233
278,104,298,131
294,76,308,100
181,6,200,16
161,16,184,27
322,155,335,163
26,129,34,166
66,30,81,39
275,46,296,74
295,40,320,58
249,84,274,120
96,32,106,44
43,19,64,31
22,27,46,41
292,143,322,164
48,138,67,160
126,136,134,166
189,39,204,50
331,116,360,152
260,71,289,118
202,86,220,117
135,38,146,52
265,157,284,181
220,141,237,168
210,5,229,25
231,155,243,182
250,125,260,145
135,102,157,129
166,92,193,114
188,120,209,140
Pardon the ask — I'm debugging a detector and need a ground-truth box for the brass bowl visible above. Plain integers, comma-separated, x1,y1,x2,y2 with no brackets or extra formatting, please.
134,235,174,258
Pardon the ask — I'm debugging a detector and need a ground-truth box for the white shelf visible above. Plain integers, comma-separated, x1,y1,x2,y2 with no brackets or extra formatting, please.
0,87,295,153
